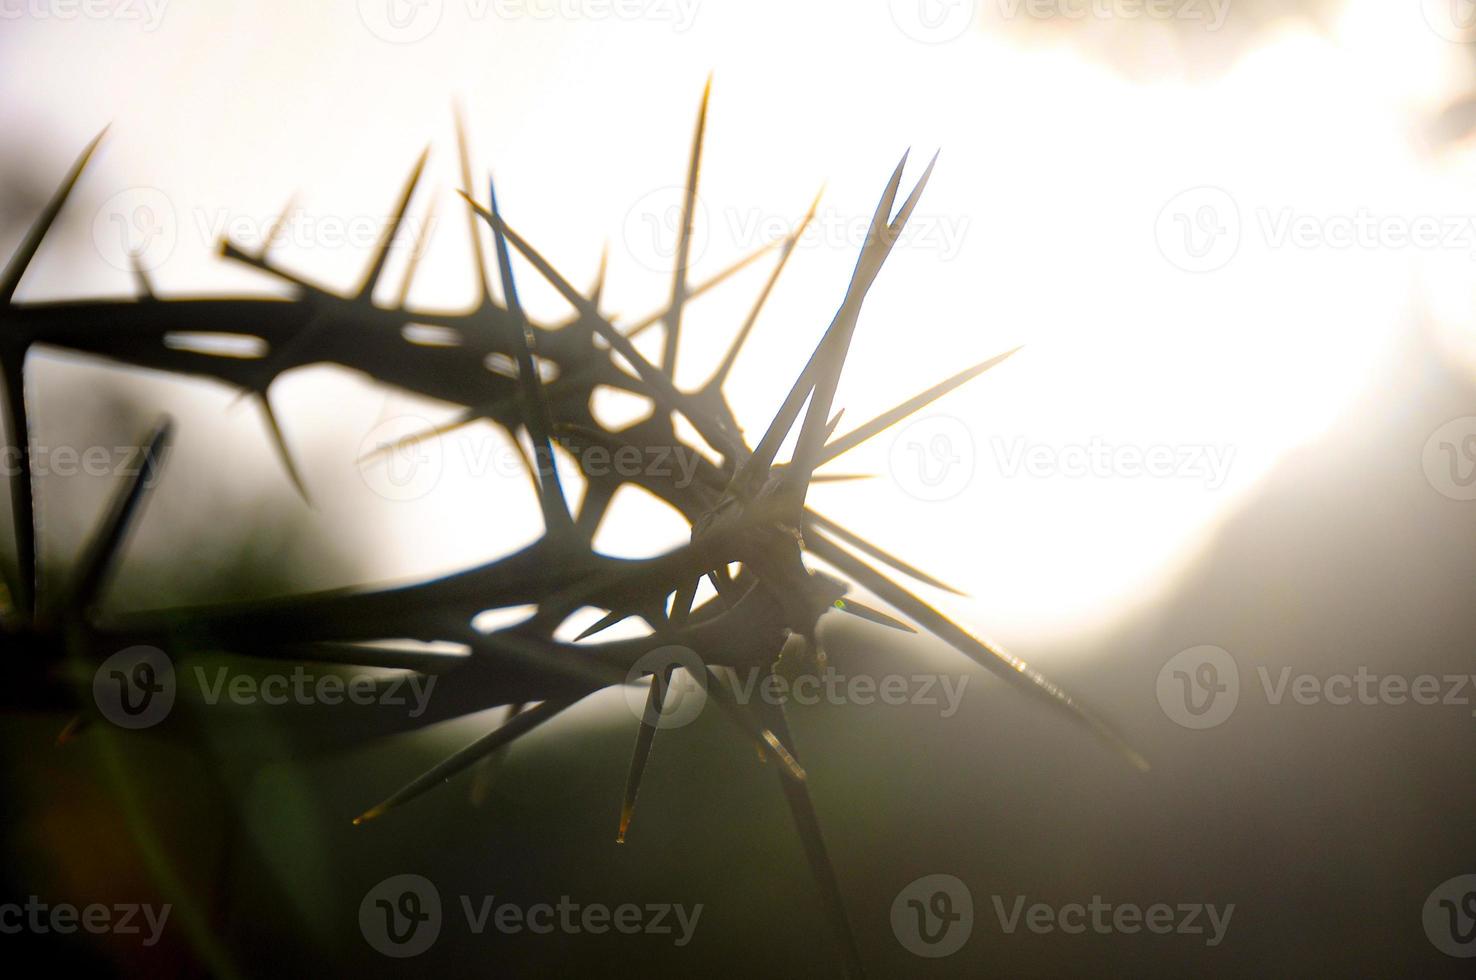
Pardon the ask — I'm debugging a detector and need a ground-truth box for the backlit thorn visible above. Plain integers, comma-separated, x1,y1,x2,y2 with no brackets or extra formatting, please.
1,126,107,305
788,151,939,499
255,392,313,506
395,189,440,310
748,695,861,977
622,238,781,341
460,191,741,459
353,698,573,825
454,102,494,306
615,665,671,844
729,151,922,500
805,509,964,595
129,251,156,300
251,193,299,262
2,354,35,618
357,146,430,303
661,75,711,378
589,242,609,309
55,715,86,746
486,172,573,534
63,417,173,617
704,187,822,392
807,527,1150,773
820,346,1021,466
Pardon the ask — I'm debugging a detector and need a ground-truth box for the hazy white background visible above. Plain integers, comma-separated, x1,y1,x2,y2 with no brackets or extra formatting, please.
2,0,1472,645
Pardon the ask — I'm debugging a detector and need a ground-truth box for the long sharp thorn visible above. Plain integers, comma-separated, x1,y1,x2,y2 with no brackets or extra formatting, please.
622,238,781,340
356,405,485,464
1,127,106,305
805,509,964,595
353,698,573,825
661,75,710,378
573,608,628,642
486,175,573,533
129,252,155,300
786,152,937,498
704,669,805,781
617,667,670,844
2,356,35,617
749,696,865,978
821,346,1020,466
590,242,609,308
256,392,312,505
619,571,698,840
65,418,172,615
454,104,494,306
808,529,1149,772
357,147,429,302
395,190,439,309
830,597,916,633
732,157,915,496
705,188,822,391
459,191,740,458
252,193,298,261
